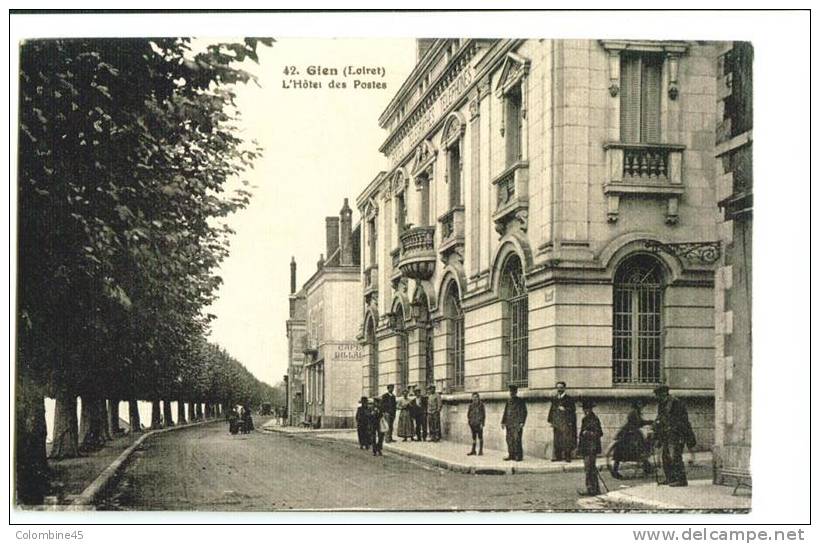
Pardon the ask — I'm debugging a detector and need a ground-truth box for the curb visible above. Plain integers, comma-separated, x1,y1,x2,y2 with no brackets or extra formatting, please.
69,419,214,508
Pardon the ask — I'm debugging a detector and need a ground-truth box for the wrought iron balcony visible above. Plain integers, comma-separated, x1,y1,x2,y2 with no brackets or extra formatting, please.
603,142,686,224
398,226,436,280
438,206,464,262
492,161,529,235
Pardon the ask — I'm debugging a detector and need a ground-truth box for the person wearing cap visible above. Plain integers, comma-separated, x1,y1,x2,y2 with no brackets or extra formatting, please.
653,385,696,486
355,396,371,450
381,385,397,442
467,392,485,455
577,399,604,496
412,386,428,441
427,385,442,442
501,384,527,461
548,381,577,463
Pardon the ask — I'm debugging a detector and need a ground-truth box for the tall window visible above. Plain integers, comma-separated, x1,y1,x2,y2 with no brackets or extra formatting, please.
612,254,664,384
416,291,435,387
500,255,528,387
394,304,408,392
367,218,377,265
366,316,378,396
447,143,462,208
504,85,523,165
620,53,663,143
444,283,465,390
396,192,407,234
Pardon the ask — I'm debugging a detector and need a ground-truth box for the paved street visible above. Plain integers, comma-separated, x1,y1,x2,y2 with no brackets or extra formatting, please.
100,422,710,511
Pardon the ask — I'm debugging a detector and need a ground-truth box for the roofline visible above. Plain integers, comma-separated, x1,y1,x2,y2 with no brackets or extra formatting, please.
355,171,387,209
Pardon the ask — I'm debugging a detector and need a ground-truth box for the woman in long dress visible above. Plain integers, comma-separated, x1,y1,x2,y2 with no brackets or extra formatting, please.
396,389,415,441
355,397,371,449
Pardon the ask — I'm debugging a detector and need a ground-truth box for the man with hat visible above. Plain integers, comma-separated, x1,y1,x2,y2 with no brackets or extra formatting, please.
547,381,577,462
577,399,603,496
501,384,527,461
381,384,397,442
427,385,442,442
653,385,696,487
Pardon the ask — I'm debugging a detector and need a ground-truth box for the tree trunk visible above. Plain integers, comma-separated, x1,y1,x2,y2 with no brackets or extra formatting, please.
15,371,49,505
188,401,197,421
50,389,79,459
196,403,203,420
163,400,174,427
177,400,186,425
101,398,112,441
150,399,162,429
79,395,106,450
108,399,121,436
128,399,141,432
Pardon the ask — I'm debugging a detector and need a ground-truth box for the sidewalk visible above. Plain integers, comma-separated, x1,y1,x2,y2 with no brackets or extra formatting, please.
271,426,712,476
578,479,751,512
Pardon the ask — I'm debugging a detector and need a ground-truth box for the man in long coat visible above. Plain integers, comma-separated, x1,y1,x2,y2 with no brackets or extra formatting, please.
381,385,397,442
547,381,577,462
501,385,527,461
577,399,603,496
653,385,696,487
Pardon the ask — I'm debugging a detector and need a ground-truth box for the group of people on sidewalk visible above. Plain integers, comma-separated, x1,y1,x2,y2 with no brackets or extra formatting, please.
354,384,443,456
500,382,697,496
356,380,696,498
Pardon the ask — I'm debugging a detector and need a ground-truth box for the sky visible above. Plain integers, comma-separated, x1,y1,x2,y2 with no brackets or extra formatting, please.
205,38,417,387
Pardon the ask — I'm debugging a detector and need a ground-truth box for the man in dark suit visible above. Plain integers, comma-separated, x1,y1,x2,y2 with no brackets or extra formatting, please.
577,399,603,496
547,381,577,462
653,385,697,487
501,385,527,461
381,385,397,442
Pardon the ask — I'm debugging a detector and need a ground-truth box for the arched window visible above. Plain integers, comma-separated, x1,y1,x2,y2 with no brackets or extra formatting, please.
415,290,435,388
612,254,664,384
394,304,409,393
444,282,465,390
366,315,378,397
500,254,528,387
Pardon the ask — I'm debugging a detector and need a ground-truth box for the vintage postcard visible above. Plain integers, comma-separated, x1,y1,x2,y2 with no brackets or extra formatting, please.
8,10,807,528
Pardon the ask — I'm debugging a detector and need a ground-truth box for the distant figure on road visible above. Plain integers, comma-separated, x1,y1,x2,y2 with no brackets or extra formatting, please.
467,392,485,456
396,389,415,442
548,381,577,462
501,384,527,461
381,385,397,443
653,385,696,487
577,399,603,497
355,396,371,450
228,407,240,435
427,385,442,442
241,405,254,434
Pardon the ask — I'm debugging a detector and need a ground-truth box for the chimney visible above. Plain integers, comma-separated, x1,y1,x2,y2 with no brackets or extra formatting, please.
326,216,340,263
290,256,296,294
340,198,353,265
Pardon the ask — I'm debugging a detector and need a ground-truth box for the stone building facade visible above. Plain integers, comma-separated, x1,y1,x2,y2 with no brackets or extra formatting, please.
294,199,363,429
285,257,306,426
713,41,753,483
357,38,722,458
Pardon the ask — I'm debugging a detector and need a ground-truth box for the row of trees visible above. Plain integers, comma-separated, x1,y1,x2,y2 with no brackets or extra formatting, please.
16,37,273,504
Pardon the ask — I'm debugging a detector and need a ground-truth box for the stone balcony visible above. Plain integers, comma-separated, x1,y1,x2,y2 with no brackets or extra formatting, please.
438,206,464,263
398,226,436,280
603,142,686,224
492,160,529,235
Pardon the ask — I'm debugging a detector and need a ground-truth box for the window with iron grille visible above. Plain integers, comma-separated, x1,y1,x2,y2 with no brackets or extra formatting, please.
501,255,528,387
366,317,378,397
620,53,663,144
445,282,465,390
612,254,664,385
395,305,409,393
